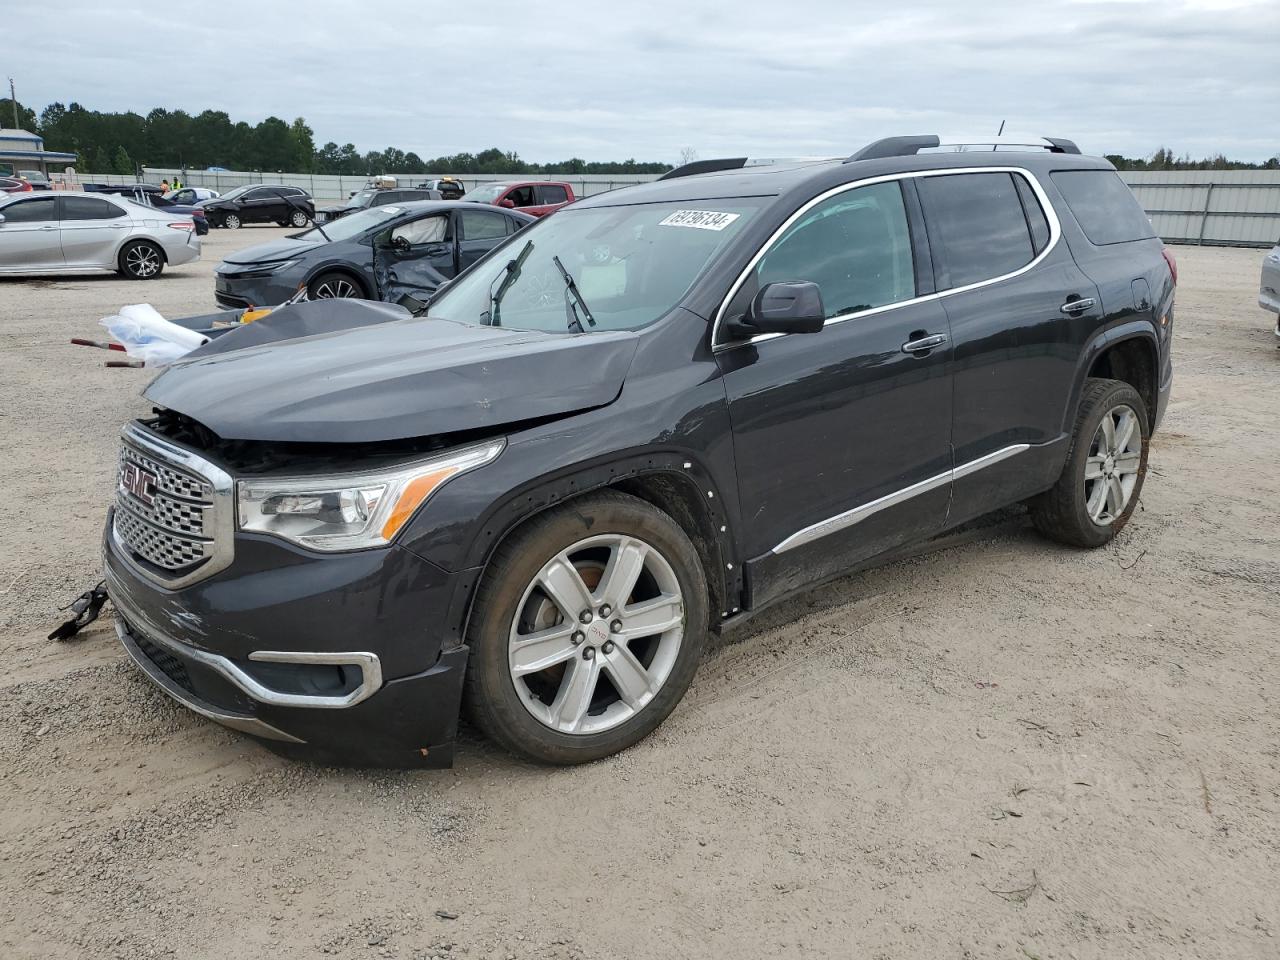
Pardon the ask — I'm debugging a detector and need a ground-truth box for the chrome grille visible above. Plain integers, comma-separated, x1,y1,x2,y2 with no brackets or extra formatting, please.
120,444,212,502
114,435,217,577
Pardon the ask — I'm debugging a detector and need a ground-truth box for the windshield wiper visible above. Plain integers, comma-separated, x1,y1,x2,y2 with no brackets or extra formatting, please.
553,255,597,333
482,240,533,326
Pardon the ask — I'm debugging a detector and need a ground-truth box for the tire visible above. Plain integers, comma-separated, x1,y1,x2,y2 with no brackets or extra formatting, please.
464,490,709,765
307,271,365,300
1029,377,1149,548
223,212,241,229
289,209,309,228
118,240,165,280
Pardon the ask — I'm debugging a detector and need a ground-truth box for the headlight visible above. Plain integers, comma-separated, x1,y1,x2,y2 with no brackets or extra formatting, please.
236,439,504,551
225,259,298,278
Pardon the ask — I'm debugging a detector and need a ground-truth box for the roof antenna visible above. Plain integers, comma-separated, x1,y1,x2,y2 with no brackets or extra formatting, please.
997,119,1006,136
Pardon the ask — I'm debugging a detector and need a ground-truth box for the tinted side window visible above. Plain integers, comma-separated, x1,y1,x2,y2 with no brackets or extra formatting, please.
919,172,1034,288
1050,170,1155,246
62,196,126,220
1013,175,1051,254
380,192,402,204
507,186,536,207
539,184,568,204
2,197,58,222
755,180,916,319
460,209,510,241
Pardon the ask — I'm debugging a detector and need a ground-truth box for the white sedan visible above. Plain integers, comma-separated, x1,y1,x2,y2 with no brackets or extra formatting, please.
0,191,201,279
165,187,220,204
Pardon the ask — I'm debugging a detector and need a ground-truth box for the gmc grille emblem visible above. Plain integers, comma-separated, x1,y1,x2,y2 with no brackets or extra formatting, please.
121,462,158,506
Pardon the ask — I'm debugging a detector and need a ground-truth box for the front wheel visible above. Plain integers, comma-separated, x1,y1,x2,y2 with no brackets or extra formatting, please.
464,491,708,764
307,271,364,300
118,240,165,280
223,212,241,229
290,209,309,228
1029,377,1149,548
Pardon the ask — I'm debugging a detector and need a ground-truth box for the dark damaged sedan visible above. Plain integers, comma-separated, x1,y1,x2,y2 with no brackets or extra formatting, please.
106,136,1174,768
214,201,532,308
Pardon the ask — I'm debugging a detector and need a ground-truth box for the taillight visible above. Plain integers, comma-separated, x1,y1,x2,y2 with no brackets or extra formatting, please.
1162,247,1177,286
166,220,195,231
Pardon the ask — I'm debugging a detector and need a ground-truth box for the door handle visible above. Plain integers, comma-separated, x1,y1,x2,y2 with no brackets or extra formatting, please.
1060,297,1096,314
901,333,948,354
40,224,57,231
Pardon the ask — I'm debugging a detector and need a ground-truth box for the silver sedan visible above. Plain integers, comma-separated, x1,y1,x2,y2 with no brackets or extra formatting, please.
1261,242,1280,344
0,191,201,280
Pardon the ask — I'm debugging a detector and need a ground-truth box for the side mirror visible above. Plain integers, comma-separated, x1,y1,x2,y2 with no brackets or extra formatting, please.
498,198,516,209
0,214,6,227
725,281,826,338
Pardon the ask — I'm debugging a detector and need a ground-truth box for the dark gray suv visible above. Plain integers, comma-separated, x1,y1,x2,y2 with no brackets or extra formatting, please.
105,134,1175,768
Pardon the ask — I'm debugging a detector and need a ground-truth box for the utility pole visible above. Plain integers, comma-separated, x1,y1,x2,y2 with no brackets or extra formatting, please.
8,78,19,129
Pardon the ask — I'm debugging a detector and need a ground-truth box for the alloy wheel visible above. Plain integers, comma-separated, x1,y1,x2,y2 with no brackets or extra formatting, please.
224,213,241,229
508,534,685,735
291,210,308,227
1085,403,1142,525
125,244,161,278
312,277,357,299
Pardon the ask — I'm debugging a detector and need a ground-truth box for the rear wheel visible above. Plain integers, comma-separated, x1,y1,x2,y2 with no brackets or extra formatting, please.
464,491,708,764
307,271,365,300
118,240,165,280
1029,377,1149,548
223,212,241,229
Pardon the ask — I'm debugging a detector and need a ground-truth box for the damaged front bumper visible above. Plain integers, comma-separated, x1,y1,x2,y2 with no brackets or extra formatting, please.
104,515,470,767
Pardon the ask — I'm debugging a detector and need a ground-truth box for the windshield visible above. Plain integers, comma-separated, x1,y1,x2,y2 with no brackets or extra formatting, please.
345,189,378,209
461,183,507,203
295,204,408,242
218,185,253,202
428,199,762,333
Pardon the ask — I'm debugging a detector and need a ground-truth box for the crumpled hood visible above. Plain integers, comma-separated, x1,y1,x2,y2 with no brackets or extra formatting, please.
221,236,319,266
143,300,640,443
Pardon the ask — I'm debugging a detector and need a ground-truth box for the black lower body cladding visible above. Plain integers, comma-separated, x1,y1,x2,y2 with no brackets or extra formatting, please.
104,513,471,767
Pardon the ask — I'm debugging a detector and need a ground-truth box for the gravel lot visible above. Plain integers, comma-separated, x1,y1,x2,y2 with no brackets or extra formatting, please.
1,231,1277,960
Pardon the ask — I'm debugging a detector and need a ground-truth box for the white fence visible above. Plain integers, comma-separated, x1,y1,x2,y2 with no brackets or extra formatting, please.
60,166,1280,248
1118,170,1280,248
62,168,661,202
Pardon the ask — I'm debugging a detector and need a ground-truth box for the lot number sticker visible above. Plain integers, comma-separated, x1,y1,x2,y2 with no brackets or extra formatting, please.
659,210,741,231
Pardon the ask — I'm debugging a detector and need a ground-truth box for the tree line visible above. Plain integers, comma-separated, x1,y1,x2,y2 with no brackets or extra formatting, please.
2,98,673,176
4,99,1276,174
1106,147,1279,171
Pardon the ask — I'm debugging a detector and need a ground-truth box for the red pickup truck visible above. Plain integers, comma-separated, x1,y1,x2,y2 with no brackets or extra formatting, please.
461,180,575,217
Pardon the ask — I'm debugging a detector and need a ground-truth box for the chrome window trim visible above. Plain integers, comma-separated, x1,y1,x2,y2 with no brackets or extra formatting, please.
114,421,236,590
712,166,1062,352
771,444,1030,555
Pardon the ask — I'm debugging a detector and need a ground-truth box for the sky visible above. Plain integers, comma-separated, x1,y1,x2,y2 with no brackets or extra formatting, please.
6,0,1278,163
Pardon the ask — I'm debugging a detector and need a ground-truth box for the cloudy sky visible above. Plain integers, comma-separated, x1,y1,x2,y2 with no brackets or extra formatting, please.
7,0,1278,163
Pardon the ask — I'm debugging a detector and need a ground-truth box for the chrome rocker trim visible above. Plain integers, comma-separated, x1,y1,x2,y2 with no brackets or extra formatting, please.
772,444,1030,555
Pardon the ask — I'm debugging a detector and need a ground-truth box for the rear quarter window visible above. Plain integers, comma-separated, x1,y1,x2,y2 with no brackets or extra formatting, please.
917,172,1036,289
1050,170,1155,246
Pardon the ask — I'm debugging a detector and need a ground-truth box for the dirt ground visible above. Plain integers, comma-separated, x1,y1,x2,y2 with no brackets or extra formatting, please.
1,230,1277,960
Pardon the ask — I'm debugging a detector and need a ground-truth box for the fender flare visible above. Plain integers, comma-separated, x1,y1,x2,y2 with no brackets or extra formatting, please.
1063,320,1159,435
439,449,742,650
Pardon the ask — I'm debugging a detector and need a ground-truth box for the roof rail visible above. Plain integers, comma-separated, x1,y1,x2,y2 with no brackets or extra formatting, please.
658,158,749,180
846,135,1081,162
